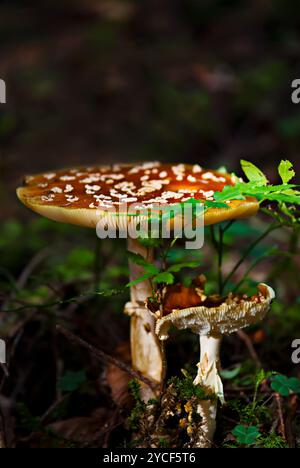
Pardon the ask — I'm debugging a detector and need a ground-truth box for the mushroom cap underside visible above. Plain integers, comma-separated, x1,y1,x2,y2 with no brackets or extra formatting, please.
155,284,275,340
17,162,259,228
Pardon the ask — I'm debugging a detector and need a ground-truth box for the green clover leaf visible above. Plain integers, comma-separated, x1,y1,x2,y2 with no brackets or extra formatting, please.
232,425,261,445
270,375,300,396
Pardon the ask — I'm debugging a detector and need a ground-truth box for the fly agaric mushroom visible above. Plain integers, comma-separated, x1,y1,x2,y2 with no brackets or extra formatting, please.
16,162,259,400
153,281,275,447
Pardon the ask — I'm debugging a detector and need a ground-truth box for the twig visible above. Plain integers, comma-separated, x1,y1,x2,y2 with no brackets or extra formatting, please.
218,226,224,295
222,223,281,290
0,414,5,448
159,342,167,396
232,256,264,293
285,394,297,448
274,393,286,441
222,219,236,234
2,288,126,313
17,248,51,290
210,225,224,295
210,220,235,295
0,394,7,449
237,330,261,368
0,364,8,379
270,415,279,434
0,396,10,448
41,394,70,424
1,248,51,314
102,409,121,448
56,325,158,392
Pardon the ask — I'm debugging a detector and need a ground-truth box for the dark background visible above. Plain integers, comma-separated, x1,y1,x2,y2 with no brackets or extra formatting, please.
1,0,300,220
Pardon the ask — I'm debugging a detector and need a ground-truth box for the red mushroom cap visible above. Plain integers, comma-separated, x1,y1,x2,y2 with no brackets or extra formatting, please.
17,162,259,227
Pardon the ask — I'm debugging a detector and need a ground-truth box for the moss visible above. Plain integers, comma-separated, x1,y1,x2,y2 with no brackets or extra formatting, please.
167,374,215,401
127,380,146,430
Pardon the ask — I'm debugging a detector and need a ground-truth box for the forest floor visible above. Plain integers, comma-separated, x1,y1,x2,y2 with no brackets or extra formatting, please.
0,214,299,448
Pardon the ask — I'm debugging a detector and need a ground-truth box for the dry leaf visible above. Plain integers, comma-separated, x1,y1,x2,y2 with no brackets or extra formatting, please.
105,342,132,408
49,408,112,444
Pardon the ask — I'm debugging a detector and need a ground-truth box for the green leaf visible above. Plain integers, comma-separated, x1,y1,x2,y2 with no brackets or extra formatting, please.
167,261,201,273
127,251,151,267
270,374,300,396
153,272,175,285
127,251,159,275
264,192,300,204
287,377,300,394
232,425,261,445
137,237,162,249
204,200,230,209
244,183,297,194
270,375,290,396
214,167,300,209
278,160,295,184
126,272,155,288
145,264,160,275
220,365,241,380
58,370,86,392
241,160,268,186
214,185,246,202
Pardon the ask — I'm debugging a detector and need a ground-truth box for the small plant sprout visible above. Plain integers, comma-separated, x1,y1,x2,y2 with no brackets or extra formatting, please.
17,162,258,400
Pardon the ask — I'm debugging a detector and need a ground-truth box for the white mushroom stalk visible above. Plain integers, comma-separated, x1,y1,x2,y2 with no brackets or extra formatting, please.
155,283,276,447
125,237,163,401
193,336,223,447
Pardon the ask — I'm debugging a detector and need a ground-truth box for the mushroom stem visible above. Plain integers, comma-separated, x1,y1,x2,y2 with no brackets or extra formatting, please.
193,336,223,448
126,237,163,401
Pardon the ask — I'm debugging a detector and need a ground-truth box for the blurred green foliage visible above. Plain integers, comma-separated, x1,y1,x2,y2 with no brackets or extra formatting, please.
58,370,87,393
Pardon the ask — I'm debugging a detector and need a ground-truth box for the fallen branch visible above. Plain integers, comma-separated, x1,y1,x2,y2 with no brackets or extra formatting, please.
56,325,158,392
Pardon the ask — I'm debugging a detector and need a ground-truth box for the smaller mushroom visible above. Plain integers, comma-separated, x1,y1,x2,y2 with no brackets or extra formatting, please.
152,281,275,447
